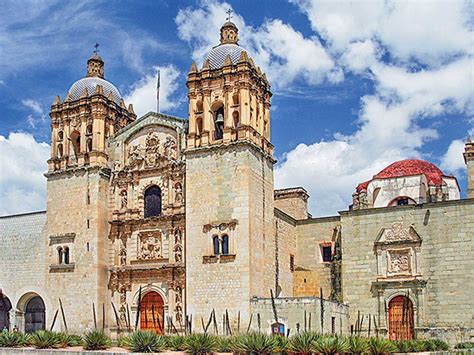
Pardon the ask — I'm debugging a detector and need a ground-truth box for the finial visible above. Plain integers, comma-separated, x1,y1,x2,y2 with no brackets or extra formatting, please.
94,42,100,55
226,9,233,22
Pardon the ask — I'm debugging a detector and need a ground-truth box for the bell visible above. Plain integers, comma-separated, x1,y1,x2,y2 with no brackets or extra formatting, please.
215,113,224,124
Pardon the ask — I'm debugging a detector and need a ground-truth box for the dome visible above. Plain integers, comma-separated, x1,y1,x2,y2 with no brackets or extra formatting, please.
205,43,246,69
68,76,122,104
375,159,445,185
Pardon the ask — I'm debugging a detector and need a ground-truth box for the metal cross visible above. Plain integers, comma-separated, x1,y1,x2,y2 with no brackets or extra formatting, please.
226,9,233,22
94,42,100,54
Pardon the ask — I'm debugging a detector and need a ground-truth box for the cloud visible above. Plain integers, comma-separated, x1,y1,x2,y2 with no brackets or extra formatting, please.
175,0,339,87
124,65,183,118
21,99,43,115
22,98,47,128
274,0,474,216
0,132,49,215
440,139,468,174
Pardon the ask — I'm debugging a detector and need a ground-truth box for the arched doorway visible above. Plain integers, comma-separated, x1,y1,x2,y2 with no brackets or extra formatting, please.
140,292,164,334
0,295,12,331
388,295,414,340
25,296,45,333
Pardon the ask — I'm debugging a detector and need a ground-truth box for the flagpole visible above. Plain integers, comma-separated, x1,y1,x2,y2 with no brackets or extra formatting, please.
156,70,161,113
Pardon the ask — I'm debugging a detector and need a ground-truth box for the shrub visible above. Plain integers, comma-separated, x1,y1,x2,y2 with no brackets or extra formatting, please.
122,331,166,353
165,335,186,350
313,336,349,355
232,332,277,354
368,337,397,354
30,330,63,349
395,340,425,353
65,334,83,347
348,336,369,354
455,341,474,349
289,331,319,354
217,336,234,352
0,331,31,348
117,334,131,348
184,333,219,354
83,330,111,350
422,338,449,351
274,335,290,353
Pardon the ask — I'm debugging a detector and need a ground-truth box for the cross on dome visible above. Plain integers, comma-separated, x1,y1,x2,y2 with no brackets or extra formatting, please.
226,9,233,22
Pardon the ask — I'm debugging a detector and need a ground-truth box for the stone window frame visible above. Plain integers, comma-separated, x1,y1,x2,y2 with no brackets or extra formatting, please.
49,233,75,272
319,242,334,263
202,220,237,264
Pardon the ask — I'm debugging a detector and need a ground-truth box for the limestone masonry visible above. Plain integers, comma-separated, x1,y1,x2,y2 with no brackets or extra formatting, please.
0,21,472,345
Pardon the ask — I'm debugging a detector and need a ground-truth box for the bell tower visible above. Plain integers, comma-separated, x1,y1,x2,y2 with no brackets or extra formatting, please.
185,20,275,326
44,49,135,332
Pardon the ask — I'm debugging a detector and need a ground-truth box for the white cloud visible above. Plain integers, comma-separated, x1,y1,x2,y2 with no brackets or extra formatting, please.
0,132,49,215
440,139,468,174
21,99,43,115
124,65,183,118
175,0,339,87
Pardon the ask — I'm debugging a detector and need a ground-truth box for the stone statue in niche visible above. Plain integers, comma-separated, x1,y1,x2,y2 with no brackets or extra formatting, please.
119,247,127,265
139,232,162,260
386,222,411,241
120,190,128,209
174,243,183,262
175,304,183,325
164,136,177,159
174,228,183,245
175,286,182,304
174,183,183,204
128,145,144,168
388,250,411,274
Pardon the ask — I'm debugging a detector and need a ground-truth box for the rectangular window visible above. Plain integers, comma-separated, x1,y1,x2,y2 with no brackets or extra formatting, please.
321,246,332,262
290,254,295,272
331,317,336,334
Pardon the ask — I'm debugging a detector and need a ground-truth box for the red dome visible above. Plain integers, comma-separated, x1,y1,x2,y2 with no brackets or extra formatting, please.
356,159,446,192
374,159,445,185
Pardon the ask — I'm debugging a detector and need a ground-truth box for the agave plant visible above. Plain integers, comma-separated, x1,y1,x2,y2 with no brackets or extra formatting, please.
274,335,290,354
232,332,277,355
313,336,349,355
0,331,31,348
348,336,369,354
368,337,397,354
30,330,63,349
423,338,449,351
184,333,219,354
165,335,187,350
65,334,83,347
217,336,234,352
82,330,111,350
123,331,166,353
289,331,319,355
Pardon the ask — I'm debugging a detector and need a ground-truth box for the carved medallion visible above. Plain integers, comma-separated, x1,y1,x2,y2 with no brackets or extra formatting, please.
387,249,411,275
138,231,162,260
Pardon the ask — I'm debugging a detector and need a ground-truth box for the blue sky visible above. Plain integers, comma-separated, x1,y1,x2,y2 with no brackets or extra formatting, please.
0,0,472,216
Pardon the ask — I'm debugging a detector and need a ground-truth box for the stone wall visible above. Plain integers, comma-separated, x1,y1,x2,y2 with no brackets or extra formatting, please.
0,212,48,331
274,210,297,297
250,296,349,335
274,188,309,220
185,142,275,328
341,198,474,344
294,217,340,299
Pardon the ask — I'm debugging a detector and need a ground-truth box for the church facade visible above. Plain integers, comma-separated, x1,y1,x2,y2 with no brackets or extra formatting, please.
1,21,473,345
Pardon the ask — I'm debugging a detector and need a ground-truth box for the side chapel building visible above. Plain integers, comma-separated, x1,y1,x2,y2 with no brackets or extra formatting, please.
1,21,473,344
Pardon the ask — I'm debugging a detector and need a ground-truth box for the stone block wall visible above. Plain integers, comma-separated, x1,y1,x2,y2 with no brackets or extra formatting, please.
341,199,474,344
250,296,349,335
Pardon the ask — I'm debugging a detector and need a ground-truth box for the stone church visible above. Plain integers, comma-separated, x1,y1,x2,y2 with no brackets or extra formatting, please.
1,21,473,345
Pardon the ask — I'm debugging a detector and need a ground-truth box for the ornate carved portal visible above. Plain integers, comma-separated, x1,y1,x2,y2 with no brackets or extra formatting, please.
140,291,164,334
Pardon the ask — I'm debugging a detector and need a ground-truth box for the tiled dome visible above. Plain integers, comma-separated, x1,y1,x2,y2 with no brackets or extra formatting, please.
68,77,122,104
205,43,246,69
374,159,445,185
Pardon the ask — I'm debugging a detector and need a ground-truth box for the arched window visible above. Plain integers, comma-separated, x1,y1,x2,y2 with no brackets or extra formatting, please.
214,106,224,140
64,247,70,264
232,93,240,105
86,137,93,152
57,143,63,158
86,124,93,135
70,131,81,155
233,111,240,128
196,117,203,136
144,186,162,218
58,131,63,140
57,247,63,264
213,236,220,256
196,100,203,112
25,296,45,333
221,234,229,255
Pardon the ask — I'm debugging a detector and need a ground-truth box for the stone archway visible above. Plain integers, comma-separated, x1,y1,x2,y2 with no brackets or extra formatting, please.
0,295,12,331
388,295,414,340
24,296,46,333
140,291,164,334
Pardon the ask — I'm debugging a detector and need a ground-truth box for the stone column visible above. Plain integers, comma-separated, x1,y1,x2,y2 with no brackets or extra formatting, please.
464,140,474,198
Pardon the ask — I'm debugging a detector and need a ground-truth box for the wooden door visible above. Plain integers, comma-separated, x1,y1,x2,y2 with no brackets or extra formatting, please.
388,295,414,340
140,292,164,334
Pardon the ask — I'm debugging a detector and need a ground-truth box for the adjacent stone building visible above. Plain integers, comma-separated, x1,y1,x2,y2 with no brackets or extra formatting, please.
0,21,472,344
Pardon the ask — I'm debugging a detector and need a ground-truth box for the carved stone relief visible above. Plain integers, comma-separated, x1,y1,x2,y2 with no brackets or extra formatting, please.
127,132,178,170
139,231,162,260
385,222,412,241
387,249,411,275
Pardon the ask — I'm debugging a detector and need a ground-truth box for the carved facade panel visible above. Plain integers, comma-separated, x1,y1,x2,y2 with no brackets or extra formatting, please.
138,231,163,260
387,249,411,276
